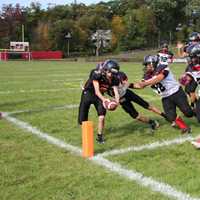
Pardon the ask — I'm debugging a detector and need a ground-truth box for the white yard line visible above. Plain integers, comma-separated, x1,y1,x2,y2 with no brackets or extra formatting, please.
8,104,79,115
98,136,195,157
92,156,200,200
2,112,200,200
0,88,80,94
2,112,82,156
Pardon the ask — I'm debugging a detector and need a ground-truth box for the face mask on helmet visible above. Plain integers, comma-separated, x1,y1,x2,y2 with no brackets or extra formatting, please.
143,55,158,66
189,44,200,60
143,55,158,74
161,43,168,49
189,32,200,42
102,60,120,74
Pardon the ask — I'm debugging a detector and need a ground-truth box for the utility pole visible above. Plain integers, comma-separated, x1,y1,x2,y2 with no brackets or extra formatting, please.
22,24,24,42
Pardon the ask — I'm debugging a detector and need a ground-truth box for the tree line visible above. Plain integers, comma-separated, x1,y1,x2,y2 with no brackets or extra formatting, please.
0,0,200,56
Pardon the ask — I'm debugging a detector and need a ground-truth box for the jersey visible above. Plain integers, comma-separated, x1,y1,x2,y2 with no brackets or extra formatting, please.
84,69,119,94
157,51,173,65
107,71,128,98
116,71,129,97
186,71,200,97
150,65,180,98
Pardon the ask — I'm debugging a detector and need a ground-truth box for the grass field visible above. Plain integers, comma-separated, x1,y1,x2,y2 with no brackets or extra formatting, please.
1,60,200,200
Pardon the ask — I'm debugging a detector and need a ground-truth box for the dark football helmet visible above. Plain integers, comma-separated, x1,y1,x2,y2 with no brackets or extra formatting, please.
189,32,200,42
143,55,159,67
188,43,200,57
143,55,159,75
161,42,168,49
102,59,120,73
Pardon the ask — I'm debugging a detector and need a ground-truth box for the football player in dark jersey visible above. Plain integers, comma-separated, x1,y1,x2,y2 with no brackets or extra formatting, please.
182,37,200,111
180,43,200,122
133,55,194,134
108,71,168,132
78,60,120,143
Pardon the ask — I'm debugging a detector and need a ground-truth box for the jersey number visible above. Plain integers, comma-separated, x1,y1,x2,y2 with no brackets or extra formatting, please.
152,83,166,94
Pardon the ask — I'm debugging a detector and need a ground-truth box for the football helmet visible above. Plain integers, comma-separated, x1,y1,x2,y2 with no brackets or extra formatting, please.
102,59,120,74
161,42,168,49
189,32,200,42
188,43,200,58
143,55,159,67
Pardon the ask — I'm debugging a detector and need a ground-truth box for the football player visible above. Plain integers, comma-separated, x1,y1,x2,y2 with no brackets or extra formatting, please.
108,71,168,132
182,32,200,109
158,42,174,64
78,60,120,144
180,43,200,122
133,55,194,134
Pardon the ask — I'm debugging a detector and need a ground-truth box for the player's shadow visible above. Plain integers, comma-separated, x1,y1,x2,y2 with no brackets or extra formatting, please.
105,117,167,137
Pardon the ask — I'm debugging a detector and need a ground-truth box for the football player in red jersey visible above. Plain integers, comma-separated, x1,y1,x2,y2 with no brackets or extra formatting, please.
133,55,194,134
78,60,120,143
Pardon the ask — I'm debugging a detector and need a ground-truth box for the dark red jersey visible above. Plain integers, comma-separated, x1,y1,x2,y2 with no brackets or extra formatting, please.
84,69,119,93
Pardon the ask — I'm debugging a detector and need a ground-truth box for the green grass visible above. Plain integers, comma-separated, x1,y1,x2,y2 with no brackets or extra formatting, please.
0,60,200,200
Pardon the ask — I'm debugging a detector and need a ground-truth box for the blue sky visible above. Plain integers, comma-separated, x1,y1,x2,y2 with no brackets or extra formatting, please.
0,0,109,9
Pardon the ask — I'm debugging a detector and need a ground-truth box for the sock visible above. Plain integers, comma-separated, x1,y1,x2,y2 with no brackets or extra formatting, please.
175,117,188,129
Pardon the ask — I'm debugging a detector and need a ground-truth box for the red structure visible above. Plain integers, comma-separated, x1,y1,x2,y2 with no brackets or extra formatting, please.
0,52,8,60
31,51,63,59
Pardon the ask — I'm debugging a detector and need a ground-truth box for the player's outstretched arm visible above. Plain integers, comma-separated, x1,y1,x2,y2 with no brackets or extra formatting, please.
112,86,120,104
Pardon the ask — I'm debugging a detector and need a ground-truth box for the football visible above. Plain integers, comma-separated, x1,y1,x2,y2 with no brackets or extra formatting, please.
104,99,118,111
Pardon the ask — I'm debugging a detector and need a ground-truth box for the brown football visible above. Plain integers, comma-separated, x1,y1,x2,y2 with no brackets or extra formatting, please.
104,99,118,111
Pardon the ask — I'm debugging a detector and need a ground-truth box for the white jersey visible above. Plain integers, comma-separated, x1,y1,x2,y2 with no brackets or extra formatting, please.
118,82,129,97
152,67,180,98
158,52,172,65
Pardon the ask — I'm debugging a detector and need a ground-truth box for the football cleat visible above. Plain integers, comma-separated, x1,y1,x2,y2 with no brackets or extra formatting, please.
191,141,200,149
149,120,159,131
171,121,177,128
96,134,105,144
181,127,191,134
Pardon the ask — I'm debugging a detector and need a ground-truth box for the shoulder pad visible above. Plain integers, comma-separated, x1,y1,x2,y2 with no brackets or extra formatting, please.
155,64,168,74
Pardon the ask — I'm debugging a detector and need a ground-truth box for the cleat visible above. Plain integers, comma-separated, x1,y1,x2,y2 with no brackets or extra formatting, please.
96,134,105,144
171,121,176,128
181,127,191,134
149,120,159,131
191,141,200,149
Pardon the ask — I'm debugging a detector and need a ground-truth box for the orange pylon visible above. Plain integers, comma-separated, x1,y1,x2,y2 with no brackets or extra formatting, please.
82,121,94,157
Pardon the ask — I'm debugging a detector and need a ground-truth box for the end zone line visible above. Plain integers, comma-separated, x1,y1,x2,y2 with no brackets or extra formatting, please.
98,136,195,157
2,112,200,200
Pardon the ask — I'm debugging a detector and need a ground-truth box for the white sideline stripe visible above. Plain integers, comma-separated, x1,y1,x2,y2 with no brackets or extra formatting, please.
2,112,82,155
98,136,195,157
92,156,200,200
0,88,80,94
3,112,200,200
8,104,78,115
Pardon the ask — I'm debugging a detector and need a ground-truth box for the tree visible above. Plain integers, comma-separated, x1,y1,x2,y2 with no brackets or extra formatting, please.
111,15,126,50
